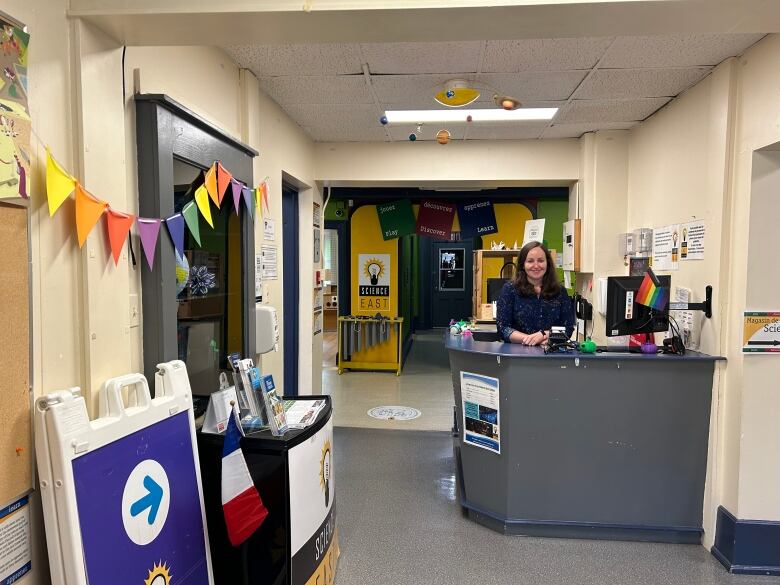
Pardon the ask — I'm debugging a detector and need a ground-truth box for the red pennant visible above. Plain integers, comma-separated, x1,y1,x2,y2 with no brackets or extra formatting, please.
106,208,135,265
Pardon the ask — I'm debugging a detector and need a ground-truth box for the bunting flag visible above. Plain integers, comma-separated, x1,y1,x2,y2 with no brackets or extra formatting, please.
259,181,270,214
46,148,76,216
230,179,243,215
75,184,108,248
194,185,214,228
182,201,202,246
241,187,254,219
416,199,456,240
137,218,162,270
204,164,219,207
165,213,186,257
106,209,135,265
216,162,232,206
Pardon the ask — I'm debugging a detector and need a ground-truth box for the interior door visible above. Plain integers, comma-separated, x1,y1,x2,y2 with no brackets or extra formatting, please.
431,241,473,327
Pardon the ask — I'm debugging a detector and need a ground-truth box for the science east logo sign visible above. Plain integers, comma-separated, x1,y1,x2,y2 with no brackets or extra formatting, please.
358,254,390,311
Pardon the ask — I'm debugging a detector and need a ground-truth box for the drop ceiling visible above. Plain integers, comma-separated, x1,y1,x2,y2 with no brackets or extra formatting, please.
224,34,765,142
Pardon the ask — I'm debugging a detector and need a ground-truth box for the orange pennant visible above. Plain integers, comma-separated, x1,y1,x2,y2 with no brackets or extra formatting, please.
204,164,219,206
216,162,232,206
75,184,108,248
106,208,135,265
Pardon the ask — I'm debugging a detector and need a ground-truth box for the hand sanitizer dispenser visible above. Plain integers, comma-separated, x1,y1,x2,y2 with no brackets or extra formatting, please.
256,305,279,354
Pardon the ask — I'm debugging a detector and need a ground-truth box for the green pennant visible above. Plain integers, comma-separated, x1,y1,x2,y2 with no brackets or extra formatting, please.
376,199,416,240
182,200,201,246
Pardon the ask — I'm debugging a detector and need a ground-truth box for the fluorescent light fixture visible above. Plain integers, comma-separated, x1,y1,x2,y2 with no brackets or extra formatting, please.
383,108,557,124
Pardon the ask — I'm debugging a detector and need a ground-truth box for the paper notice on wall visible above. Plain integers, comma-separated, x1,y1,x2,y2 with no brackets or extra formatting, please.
522,219,545,246
652,224,680,270
0,495,31,584
263,217,276,241
262,245,278,279
460,371,500,454
680,220,705,261
670,286,700,350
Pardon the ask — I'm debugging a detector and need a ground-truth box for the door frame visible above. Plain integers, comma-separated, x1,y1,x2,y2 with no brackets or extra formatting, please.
282,184,299,395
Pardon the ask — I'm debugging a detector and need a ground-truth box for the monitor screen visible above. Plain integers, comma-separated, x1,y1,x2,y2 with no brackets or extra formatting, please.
605,275,671,337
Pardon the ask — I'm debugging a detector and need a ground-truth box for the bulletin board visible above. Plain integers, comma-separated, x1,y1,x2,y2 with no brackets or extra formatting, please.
0,201,31,503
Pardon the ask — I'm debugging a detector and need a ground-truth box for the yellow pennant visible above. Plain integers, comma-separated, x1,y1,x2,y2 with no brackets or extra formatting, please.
194,185,214,228
46,147,76,216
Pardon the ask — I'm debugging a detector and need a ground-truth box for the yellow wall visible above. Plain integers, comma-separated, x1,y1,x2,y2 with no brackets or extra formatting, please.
479,203,534,303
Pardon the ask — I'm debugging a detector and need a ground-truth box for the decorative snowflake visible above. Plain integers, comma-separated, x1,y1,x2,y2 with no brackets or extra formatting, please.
188,265,216,296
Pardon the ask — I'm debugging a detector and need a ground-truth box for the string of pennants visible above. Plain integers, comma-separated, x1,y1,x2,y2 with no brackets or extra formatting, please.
376,198,499,241
45,147,271,269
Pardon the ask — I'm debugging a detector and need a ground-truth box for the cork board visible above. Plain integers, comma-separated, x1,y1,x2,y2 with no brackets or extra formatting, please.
0,202,31,503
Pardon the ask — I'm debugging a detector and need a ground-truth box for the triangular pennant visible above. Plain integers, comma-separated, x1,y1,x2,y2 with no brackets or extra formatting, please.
216,162,232,206
165,213,186,257
182,201,201,246
106,208,135,265
241,187,254,219
137,217,162,270
204,164,219,206
75,184,108,248
46,147,76,216
260,181,270,214
230,179,243,215
194,185,214,228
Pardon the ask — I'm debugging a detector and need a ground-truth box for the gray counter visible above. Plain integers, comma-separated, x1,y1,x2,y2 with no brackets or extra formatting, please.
446,334,725,543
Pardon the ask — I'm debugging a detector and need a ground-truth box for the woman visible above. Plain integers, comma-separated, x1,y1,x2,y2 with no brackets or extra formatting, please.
496,241,575,345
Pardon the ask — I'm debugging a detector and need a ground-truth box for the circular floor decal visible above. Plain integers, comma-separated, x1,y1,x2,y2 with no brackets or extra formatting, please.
367,406,421,421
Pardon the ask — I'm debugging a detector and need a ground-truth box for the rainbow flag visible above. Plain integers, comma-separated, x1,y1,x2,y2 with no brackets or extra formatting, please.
635,268,668,310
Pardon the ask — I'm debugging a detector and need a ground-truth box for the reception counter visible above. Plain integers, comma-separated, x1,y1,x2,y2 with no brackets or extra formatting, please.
446,333,724,543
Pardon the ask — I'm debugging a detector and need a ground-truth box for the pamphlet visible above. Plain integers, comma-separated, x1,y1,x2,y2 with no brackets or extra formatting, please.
283,399,326,429
259,374,288,436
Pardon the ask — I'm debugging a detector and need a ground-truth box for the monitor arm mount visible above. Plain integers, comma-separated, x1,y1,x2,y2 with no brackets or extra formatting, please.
668,285,713,318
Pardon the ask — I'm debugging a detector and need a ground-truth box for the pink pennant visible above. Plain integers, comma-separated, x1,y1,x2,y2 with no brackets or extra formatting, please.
137,217,162,270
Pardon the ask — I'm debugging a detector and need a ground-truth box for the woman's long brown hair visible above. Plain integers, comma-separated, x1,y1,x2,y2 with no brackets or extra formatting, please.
512,241,561,299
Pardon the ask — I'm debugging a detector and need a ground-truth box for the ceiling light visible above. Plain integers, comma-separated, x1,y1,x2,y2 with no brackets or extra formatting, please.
434,79,481,108
493,94,522,110
383,108,557,124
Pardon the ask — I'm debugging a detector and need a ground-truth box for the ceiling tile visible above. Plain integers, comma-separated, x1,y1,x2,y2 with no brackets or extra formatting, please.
305,125,389,143
542,121,638,139
477,71,588,101
361,41,483,74
258,75,373,105
370,74,471,104
224,44,362,76
282,104,380,128
600,34,765,68
465,124,547,140
576,67,711,100
557,98,670,123
483,38,614,72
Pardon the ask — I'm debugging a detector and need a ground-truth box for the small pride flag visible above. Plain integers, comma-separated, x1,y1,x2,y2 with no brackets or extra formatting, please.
636,268,669,310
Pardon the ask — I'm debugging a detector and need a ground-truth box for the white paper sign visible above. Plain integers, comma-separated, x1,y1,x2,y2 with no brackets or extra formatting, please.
680,220,705,261
652,224,680,271
263,217,276,241
201,387,240,434
522,219,545,246
255,253,263,297
262,245,278,279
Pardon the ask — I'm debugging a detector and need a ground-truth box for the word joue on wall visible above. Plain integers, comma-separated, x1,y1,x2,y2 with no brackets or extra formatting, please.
46,148,269,269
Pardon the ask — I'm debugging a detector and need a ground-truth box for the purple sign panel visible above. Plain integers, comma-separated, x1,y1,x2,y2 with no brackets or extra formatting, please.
72,413,209,585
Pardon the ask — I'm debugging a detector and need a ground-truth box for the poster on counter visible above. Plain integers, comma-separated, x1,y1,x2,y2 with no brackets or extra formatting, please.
652,224,680,270
460,371,500,454
0,495,31,584
743,312,780,353
357,254,390,312
680,220,705,260
289,417,338,585
522,219,545,246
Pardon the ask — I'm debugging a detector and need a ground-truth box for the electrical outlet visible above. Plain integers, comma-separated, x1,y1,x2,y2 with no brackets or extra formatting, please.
129,294,140,327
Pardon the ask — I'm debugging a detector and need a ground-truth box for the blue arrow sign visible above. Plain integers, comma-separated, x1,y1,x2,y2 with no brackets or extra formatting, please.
130,475,163,525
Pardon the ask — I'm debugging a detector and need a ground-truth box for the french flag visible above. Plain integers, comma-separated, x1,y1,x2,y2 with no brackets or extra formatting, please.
222,412,269,546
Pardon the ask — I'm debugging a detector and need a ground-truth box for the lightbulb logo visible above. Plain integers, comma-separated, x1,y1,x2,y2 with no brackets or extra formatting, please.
144,561,171,585
363,258,385,285
320,439,332,507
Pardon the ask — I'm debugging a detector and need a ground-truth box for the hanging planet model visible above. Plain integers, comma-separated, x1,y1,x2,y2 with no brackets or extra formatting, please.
436,129,451,145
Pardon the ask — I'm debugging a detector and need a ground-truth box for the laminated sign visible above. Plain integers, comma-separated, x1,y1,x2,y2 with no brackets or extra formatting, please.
357,253,390,312
743,312,780,353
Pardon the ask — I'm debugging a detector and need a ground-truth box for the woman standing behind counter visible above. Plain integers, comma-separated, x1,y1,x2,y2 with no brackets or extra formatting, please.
496,241,575,346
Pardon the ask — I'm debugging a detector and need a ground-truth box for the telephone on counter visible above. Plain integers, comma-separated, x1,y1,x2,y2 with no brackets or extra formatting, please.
548,326,569,345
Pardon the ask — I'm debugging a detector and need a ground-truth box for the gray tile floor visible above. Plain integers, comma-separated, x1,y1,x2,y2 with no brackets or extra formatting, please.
333,427,778,585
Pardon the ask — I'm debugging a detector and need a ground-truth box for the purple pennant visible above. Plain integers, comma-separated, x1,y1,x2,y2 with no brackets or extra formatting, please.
230,179,243,215
137,217,162,270
241,186,254,218
164,213,186,257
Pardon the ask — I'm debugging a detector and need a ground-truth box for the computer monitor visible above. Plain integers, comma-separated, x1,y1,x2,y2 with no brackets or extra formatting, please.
605,275,671,337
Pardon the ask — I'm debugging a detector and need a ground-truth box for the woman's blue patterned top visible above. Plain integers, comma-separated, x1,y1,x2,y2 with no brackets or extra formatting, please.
496,281,575,342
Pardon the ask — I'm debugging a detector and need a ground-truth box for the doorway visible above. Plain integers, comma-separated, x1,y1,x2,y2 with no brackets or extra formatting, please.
282,185,299,395
431,240,473,327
